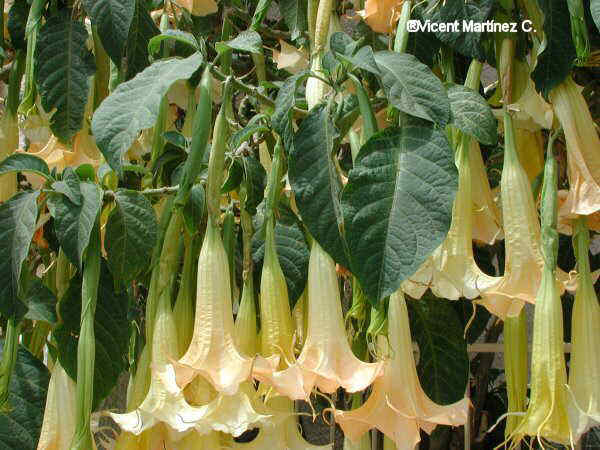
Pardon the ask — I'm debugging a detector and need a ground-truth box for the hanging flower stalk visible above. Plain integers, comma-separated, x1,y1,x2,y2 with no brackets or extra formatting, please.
512,130,572,446
334,290,469,449
568,217,600,441
549,76,600,216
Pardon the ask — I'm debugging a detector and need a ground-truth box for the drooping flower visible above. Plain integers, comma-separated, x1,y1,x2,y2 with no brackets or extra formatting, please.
334,290,469,449
429,134,501,300
549,76,600,215
358,0,404,33
37,361,87,450
273,40,309,75
478,112,569,319
568,218,600,442
295,242,383,394
512,130,572,446
174,220,276,394
178,0,218,17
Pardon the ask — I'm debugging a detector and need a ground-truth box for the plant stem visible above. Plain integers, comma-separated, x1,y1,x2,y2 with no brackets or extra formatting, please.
0,317,22,411
393,0,412,53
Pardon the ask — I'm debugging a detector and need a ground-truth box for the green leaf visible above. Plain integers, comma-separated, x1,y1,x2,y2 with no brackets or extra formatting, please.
0,153,53,182
222,159,244,193
406,25,441,67
7,0,28,51
82,0,135,64
54,262,129,410
447,83,498,146
47,182,103,269
289,103,350,268
421,0,494,60
407,294,469,404
374,51,450,127
0,191,39,318
272,70,310,151
342,120,458,302
148,30,200,56
34,15,95,141
125,0,160,80
183,184,206,233
592,0,600,32
163,131,189,149
252,213,309,306
242,155,266,215
330,31,360,57
92,53,203,175
105,189,158,283
329,33,379,75
51,167,83,205
216,30,262,54
532,0,576,98
0,344,49,450
279,0,308,40
22,279,57,324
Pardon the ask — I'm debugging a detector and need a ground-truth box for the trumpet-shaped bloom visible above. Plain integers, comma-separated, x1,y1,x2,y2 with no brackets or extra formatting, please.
568,219,600,441
479,112,569,319
37,361,86,450
358,0,404,33
0,114,18,201
335,290,469,449
273,40,309,74
174,222,275,394
429,136,500,300
549,77,600,215
470,139,503,245
235,278,259,358
296,243,383,393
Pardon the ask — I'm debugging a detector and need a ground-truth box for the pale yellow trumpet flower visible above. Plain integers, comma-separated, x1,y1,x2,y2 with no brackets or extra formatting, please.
174,221,276,395
568,218,600,442
335,290,469,449
550,77,600,216
0,114,19,201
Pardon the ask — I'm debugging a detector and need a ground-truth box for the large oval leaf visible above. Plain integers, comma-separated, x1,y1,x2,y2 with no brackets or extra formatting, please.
374,51,450,127
289,103,350,268
342,119,457,302
447,83,498,146
91,52,203,175
34,16,96,141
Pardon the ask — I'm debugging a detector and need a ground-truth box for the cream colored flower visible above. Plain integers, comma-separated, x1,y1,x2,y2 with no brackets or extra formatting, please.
177,0,217,16
358,0,404,33
273,40,309,74
550,77,600,215
0,114,18,201
335,290,469,449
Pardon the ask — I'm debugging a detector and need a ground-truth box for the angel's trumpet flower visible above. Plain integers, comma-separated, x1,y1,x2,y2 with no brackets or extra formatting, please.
568,218,600,441
429,134,500,300
470,139,503,245
343,394,372,450
502,310,528,442
296,242,383,393
358,0,404,33
513,133,572,446
549,76,600,216
335,290,469,449
0,114,19,201
37,361,89,450
479,112,568,319
174,220,275,394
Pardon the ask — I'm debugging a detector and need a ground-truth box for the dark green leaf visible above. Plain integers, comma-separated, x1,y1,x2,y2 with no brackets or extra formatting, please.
125,0,160,80
229,123,270,150
216,30,262,54
272,70,309,151
532,0,576,98
592,0,600,31
92,53,203,175
407,294,469,404
279,0,307,40
242,155,266,215
421,0,494,60
340,46,380,75
289,103,350,268
406,26,441,67
330,31,359,56
183,184,206,233
82,0,135,64
252,215,309,306
7,0,28,50
47,182,103,269
163,130,189,149
51,167,83,205
374,51,450,127
447,83,498,146
0,153,53,182
148,30,200,56
221,159,244,193
105,189,157,283
22,279,57,324
34,16,95,141
0,344,49,450
0,191,39,318
342,120,457,302
54,263,129,410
